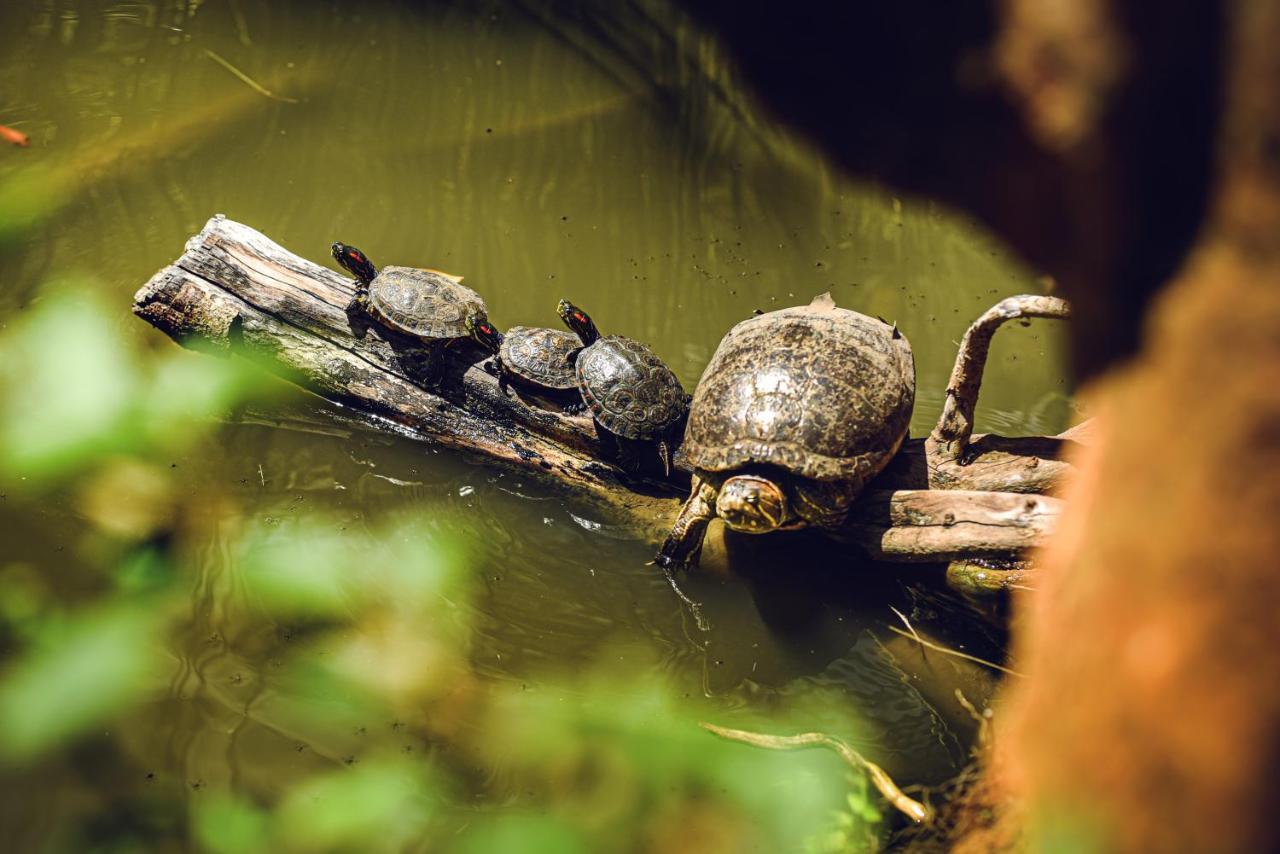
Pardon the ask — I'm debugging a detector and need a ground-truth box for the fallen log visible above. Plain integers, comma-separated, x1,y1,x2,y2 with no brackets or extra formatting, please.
133,215,1070,560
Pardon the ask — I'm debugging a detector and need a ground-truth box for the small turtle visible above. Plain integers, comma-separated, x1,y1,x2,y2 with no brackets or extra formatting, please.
465,315,582,398
654,292,915,568
331,242,488,375
557,299,688,476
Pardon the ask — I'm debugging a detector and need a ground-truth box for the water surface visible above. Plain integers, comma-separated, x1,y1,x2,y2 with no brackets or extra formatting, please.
0,0,1069,843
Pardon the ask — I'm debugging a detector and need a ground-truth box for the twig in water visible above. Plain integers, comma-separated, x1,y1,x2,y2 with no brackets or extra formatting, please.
886,625,1023,677
204,50,298,104
700,722,932,824
229,0,253,46
954,689,993,748
889,605,921,643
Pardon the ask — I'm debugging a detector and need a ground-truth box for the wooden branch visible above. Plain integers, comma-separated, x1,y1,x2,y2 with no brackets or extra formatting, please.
699,722,932,824
843,490,1061,563
132,216,1067,561
928,295,1072,466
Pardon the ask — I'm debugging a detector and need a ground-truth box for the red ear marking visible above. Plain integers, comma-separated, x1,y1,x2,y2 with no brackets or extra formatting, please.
348,250,360,260
573,312,585,322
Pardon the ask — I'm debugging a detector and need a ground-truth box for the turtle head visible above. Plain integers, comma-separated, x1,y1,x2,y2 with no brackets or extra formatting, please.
332,242,377,285
465,313,503,354
716,475,789,534
557,299,599,345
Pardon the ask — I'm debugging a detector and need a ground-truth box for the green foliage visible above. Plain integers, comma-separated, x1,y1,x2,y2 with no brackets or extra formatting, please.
0,285,276,487
0,604,162,762
195,760,438,854
450,814,589,854
238,514,469,621
482,667,852,849
0,280,881,851
194,796,272,854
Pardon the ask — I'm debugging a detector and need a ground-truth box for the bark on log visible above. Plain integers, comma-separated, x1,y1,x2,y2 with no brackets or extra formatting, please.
132,215,1068,560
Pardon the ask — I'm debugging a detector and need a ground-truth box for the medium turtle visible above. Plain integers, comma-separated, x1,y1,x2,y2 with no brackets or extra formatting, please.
465,315,581,398
331,242,487,375
557,299,688,475
654,292,915,568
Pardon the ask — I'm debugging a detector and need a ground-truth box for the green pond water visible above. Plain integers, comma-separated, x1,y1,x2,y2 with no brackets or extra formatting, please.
0,0,1071,847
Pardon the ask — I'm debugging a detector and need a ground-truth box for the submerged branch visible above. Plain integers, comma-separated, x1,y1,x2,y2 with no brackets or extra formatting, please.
885,626,1024,677
204,50,299,104
699,722,933,824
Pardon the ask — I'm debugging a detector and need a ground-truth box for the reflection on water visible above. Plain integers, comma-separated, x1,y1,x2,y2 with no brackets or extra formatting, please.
0,0,1063,840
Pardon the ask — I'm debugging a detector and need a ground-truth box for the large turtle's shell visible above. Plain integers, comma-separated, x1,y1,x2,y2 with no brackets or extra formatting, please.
575,336,687,440
684,292,915,483
500,326,580,390
366,266,486,340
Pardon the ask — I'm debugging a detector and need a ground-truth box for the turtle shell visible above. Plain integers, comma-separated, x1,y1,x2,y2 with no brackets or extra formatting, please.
366,266,486,340
683,292,915,483
500,326,580,390
575,335,687,440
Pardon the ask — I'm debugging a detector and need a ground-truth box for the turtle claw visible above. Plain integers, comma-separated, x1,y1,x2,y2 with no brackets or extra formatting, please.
649,553,682,570
563,401,588,416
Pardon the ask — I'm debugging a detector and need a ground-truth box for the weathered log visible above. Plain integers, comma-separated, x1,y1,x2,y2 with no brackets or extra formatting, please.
132,215,1068,560
843,490,1061,563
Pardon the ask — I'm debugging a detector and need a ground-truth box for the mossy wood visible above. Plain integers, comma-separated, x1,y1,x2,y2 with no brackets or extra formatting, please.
132,216,1077,560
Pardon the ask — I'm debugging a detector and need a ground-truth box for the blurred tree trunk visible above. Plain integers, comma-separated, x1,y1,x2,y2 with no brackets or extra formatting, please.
991,3,1280,850
689,0,1280,849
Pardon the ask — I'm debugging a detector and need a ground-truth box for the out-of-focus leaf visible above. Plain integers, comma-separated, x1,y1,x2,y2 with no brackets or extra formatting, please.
0,288,138,480
450,814,588,854
0,285,278,487
239,525,355,619
238,515,470,619
140,352,276,449
0,605,162,762
76,458,174,540
273,759,436,852
194,796,270,854
113,543,176,593
481,664,850,849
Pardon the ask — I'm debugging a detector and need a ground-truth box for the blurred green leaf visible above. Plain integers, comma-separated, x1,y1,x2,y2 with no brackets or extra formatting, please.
273,759,436,852
0,288,138,480
0,605,162,762
0,284,278,486
195,796,271,854
450,814,588,854
141,353,273,449
238,515,470,620
483,668,850,849
239,524,354,619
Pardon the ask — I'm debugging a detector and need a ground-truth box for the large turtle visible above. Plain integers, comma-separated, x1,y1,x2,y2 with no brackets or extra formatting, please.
654,292,915,568
465,315,581,399
331,242,487,375
557,299,688,475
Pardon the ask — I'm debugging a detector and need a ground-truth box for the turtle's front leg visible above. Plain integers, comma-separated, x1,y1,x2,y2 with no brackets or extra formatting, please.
653,475,717,569
345,281,370,315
